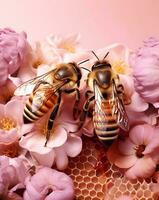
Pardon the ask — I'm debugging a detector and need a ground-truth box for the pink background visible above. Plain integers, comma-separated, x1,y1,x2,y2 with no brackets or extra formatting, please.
0,0,159,49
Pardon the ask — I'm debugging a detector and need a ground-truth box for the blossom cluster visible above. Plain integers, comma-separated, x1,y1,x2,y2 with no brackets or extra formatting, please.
0,28,159,199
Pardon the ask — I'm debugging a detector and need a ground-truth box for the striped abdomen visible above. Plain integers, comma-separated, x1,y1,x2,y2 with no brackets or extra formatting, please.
23,93,58,123
93,100,119,142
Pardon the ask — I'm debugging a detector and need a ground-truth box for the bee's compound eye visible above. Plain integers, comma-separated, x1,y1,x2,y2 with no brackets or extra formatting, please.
55,67,72,80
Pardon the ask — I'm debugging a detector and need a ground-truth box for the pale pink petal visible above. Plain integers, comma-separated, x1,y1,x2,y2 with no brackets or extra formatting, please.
97,43,129,62
5,99,23,123
19,133,51,154
8,192,23,200
31,150,55,167
46,125,67,148
9,76,22,87
125,155,156,179
24,167,74,200
118,139,135,155
20,123,34,136
119,74,134,97
65,134,82,157
144,134,159,154
17,64,35,83
36,64,54,76
149,148,159,164
54,147,68,170
127,110,152,126
129,124,154,146
63,51,91,63
115,154,137,169
24,177,43,200
126,92,148,112
0,128,18,143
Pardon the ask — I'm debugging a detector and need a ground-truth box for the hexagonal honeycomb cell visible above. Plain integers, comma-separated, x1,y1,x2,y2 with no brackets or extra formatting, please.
65,136,159,200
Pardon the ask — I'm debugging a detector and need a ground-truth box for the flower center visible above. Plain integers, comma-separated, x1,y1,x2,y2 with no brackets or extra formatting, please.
0,117,16,131
60,44,75,53
112,60,128,74
33,60,43,68
135,144,146,158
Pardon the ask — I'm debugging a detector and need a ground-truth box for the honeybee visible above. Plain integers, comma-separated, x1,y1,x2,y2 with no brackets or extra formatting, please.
14,60,89,146
76,51,130,144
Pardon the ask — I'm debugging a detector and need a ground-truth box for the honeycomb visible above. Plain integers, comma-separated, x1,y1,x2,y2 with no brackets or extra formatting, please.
65,136,159,200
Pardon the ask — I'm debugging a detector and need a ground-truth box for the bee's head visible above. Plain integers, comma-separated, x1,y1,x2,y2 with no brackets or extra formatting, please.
54,63,82,87
91,60,111,71
91,51,112,88
95,68,112,88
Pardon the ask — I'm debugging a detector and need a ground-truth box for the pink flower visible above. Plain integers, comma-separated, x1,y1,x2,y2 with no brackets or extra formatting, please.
0,156,30,199
96,43,131,75
46,33,80,55
0,99,34,157
0,28,31,86
107,124,159,179
19,94,82,170
24,167,74,200
33,34,81,68
130,37,159,105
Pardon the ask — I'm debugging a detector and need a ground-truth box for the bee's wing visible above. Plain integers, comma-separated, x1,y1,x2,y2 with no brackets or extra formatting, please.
94,81,107,116
111,80,129,131
14,69,55,96
31,80,67,112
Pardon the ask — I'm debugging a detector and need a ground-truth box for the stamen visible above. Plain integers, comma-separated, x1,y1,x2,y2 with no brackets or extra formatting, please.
135,144,146,158
0,117,16,131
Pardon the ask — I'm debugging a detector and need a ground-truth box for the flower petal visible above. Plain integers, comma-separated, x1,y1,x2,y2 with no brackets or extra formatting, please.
46,125,68,148
5,99,23,123
54,146,68,170
118,139,135,155
65,134,82,157
31,150,55,167
125,155,156,179
0,128,18,143
115,154,137,169
129,124,154,146
19,132,51,154
126,92,148,112
20,123,34,136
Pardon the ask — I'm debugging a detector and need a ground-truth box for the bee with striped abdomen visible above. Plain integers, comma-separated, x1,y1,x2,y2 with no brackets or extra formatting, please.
76,51,130,144
14,60,89,146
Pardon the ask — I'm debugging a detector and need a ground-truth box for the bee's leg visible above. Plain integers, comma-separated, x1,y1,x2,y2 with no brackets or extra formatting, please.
64,88,80,120
116,84,131,105
45,94,61,147
85,90,93,99
71,95,95,133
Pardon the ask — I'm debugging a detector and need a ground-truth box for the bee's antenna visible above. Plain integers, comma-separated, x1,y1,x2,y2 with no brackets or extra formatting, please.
92,51,99,60
78,59,90,65
103,52,109,60
80,67,91,72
